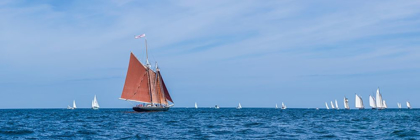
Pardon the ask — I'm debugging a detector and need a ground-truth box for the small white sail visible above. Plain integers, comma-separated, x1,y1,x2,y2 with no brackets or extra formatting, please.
355,94,364,109
92,95,99,109
281,102,287,109
407,101,412,109
195,102,198,109
215,105,219,109
376,88,383,109
335,100,339,110
275,104,278,109
382,100,387,108
344,97,349,109
67,105,73,109
369,95,376,109
397,103,402,109
73,100,77,109
237,103,242,109
331,101,335,109
325,102,330,109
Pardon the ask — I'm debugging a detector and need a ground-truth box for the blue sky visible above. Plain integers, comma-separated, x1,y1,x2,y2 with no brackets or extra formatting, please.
1,0,420,108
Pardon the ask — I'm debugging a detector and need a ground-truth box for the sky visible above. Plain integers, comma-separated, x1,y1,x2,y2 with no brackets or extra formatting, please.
1,0,420,108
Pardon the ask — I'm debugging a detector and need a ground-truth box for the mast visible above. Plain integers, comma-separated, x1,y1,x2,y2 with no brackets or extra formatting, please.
144,38,153,105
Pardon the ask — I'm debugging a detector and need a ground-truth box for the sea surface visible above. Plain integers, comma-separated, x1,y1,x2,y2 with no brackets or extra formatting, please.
0,108,419,139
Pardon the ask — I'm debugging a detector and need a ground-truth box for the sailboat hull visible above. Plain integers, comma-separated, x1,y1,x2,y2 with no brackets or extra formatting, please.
133,106,170,112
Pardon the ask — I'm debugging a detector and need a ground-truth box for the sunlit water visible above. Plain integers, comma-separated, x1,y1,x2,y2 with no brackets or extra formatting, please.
0,108,419,139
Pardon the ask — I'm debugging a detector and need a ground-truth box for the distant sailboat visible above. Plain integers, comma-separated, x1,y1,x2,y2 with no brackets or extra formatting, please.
275,104,278,109
91,95,99,109
237,103,242,109
325,102,330,109
344,97,350,110
355,94,364,109
281,102,287,110
67,105,73,110
195,102,198,109
73,100,77,109
215,105,219,109
382,100,387,109
397,103,402,109
331,101,335,109
335,100,339,110
369,95,376,109
407,101,412,109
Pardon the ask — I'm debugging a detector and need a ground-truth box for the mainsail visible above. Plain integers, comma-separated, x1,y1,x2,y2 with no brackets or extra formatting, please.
120,53,174,106
397,103,401,109
335,100,339,110
375,88,384,109
344,97,349,109
325,102,329,109
382,100,387,108
407,101,411,109
331,101,335,109
195,102,198,109
92,95,99,109
73,100,77,109
369,95,376,109
355,94,364,109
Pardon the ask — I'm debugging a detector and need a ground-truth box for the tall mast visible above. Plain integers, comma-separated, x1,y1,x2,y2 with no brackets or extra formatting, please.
144,37,153,105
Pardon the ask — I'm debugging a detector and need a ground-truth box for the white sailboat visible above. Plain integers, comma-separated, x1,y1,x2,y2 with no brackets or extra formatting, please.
281,102,287,110
275,104,278,109
382,100,387,109
237,103,242,109
369,95,376,109
330,101,335,109
335,100,339,110
73,100,77,109
92,95,99,109
215,105,219,109
344,97,350,110
397,103,402,109
68,100,77,109
355,94,364,109
375,88,384,109
195,102,198,109
325,102,330,109
407,101,412,109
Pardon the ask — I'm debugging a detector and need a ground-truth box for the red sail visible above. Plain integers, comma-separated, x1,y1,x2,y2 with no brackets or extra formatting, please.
158,71,173,103
148,69,161,104
156,72,168,105
120,53,151,103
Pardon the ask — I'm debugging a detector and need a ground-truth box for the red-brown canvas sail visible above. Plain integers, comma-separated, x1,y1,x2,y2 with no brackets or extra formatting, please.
158,71,173,103
148,69,162,104
120,53,151,103
156,72,168,105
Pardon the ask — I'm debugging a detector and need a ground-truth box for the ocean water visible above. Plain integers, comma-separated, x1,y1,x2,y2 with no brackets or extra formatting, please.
0,108,419,139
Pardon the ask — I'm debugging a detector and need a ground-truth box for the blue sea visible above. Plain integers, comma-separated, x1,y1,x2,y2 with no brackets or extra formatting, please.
0,108,419,139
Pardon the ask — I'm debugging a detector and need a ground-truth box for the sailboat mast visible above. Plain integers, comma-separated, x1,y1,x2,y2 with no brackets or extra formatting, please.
144,38,153,105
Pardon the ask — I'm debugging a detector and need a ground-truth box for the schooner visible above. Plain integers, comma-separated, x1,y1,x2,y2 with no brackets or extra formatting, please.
120,34,174,112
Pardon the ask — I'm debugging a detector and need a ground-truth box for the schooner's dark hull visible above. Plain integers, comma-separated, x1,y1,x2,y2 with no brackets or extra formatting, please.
133,106,169,112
